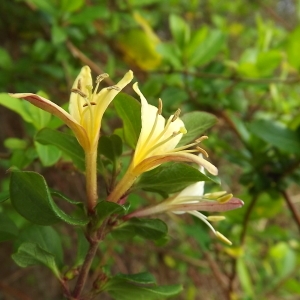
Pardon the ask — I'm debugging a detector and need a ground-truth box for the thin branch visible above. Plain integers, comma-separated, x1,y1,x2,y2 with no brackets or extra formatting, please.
282,190,300,233
156,70,300,85
66,41,115,86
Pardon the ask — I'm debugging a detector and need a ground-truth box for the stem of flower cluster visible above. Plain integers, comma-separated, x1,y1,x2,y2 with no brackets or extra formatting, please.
85,150,98,213
107,168,137,203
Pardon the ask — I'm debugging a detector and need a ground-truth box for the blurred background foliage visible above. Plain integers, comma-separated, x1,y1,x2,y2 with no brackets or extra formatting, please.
1,0,300,299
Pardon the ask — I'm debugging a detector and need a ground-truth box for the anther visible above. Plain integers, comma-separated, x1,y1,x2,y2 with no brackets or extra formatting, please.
217,193,233,204
195,136,208,143
83,102,97,107
96,73,109,83
171,109,181,122
107,85,121,91
71,88,87,98
207,216,226,222
215,231,232,245
77,79,81,90
158,98,163,115
196,146,209,158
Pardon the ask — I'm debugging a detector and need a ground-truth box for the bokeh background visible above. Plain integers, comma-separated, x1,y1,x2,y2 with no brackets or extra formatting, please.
1,0,300,299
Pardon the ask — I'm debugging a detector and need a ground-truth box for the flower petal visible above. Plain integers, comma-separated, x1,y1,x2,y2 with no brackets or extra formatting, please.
8,93,89,149
133,152,218,176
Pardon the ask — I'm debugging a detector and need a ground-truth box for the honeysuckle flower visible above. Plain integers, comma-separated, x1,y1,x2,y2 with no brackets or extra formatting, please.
125,166,244,245
9,66,133,153
107,83,217,202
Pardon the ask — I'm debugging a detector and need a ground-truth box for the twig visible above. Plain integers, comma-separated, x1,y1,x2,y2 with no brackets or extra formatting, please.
282,190,300,233
66,41,115,86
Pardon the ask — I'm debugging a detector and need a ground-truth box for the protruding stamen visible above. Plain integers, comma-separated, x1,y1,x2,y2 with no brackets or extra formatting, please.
215,231,232,245
217,193,233,204
107,85,121,91
207,216,226,222
171,108,181,122
204,191,227,199
196,146,209,158
77,79,81,90
71,88,87,98
158,98,163,115
195,136,208,143
83,102,97,107
96,73,109,83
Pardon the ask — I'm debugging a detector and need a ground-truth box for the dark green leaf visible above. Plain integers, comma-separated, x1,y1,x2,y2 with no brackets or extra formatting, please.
96,200,126,222
113,218,168,241
98,134,123,162
136,162,215,194
114,93,141,148
12,242,60,277
0,190,10,203
10,171,89,225
114,272,156,285
0,212,18,242
14,225,63,267
178,111,217,146
249,119,300,154
35,128,85,170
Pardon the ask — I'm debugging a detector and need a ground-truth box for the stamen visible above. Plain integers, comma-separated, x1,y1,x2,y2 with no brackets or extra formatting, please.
158,98,163,115
204,191,227,199
83,102,97,107
180,127,187,134
207,216,226,222
195,136,208,143
215,231,232,245
71,88,87,98
171,108,181,122
217,194,233,204
96,73,109,83
107,85,121,91
196,146,209,157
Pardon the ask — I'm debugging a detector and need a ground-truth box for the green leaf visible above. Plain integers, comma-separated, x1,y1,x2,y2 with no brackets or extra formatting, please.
114,272,156,285
14,225,63,267
35,128,85,170
237,257,254,297
114,93,141,148
105,277,182,300
178,111,217,146
113,218,168,241
96,201,126,223
51,25,67,44
35,142,61,166
286,26,300,70
0,94,33,124
10,171,89,226
98,135,123,162
249,119,300,154
60,0,84,12
187,29,225,66
12,242,60,277
0,212,18,242
0,190,10,203
136,162,215,194
4,138,27,150
0,47,13,70
169,14,190,49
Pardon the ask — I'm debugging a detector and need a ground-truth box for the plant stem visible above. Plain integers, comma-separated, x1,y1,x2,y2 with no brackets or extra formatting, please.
282,190,300,233
85,150,98,213
72,239,99,299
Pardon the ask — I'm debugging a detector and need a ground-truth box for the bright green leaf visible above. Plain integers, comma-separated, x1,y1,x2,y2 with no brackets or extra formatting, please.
4,138,27,150
35,142,61,166
136,162,215,195
114,272,156,285
169,14,190,49
178,111,217,146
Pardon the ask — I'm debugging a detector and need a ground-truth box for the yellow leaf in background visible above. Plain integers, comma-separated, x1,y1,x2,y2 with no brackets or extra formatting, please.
116,12,162,70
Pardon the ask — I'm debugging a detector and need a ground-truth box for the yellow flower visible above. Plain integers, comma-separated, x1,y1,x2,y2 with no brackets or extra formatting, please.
107,84,217,202
9,66,133,153
131,83,218,175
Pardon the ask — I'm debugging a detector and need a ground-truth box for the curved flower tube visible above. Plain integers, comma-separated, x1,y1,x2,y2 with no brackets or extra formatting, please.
125,170,244,245
9,66,133,153
107,83,218,202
